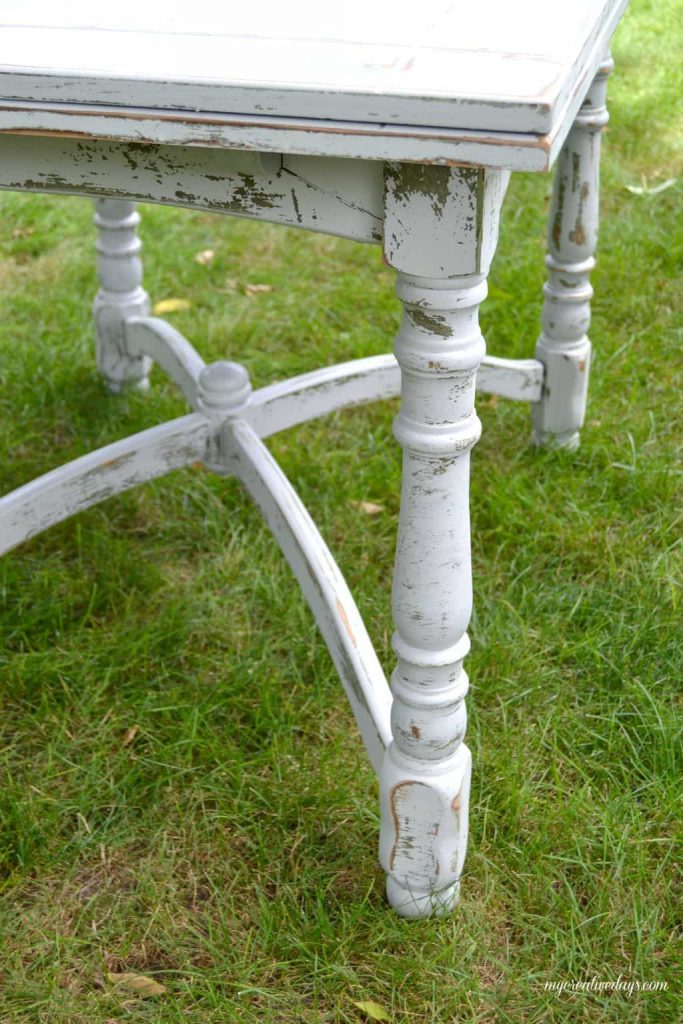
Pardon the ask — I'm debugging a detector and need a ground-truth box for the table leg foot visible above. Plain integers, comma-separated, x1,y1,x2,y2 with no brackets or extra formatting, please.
93,199,151,392
386,876,460,919
381,739,472,919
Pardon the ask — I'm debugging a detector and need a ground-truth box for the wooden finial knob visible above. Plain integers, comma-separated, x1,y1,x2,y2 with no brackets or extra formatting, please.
197,361,252,415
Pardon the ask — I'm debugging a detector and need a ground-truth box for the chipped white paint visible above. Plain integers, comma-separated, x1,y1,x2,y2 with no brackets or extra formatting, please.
246,353,543,433
384,164,510,278
477,356,544,402
0,104,559,173
226,418,393,773
0,3,627,920
0,140,384,243
0,1,619,131
122,330,544,434
379,164,507,917
0,414,209,557
196,361,253,475
247,356,404,437
126,317,206,408
0,333,541,777
0,0,626,171
532,56,614,448
93,199,151,391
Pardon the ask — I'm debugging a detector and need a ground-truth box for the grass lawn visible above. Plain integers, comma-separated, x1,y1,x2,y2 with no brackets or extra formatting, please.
0,2,680,1021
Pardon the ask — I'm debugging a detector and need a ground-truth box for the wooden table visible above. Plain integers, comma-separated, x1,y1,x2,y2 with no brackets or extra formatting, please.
0,0,627,917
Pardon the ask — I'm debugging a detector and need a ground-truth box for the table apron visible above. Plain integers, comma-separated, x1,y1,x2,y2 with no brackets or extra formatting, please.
0,135,385,243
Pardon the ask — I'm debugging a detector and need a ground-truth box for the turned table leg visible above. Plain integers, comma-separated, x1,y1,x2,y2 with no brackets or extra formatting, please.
93,199,152,392
379,164,508,917
532,55,614,448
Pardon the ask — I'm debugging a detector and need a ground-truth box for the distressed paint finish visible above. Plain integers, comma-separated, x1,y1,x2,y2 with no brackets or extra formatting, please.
226,416,392,773
0,1,627,922
0,351,400,769
0,138,383,244
0,414,209,556
0,323,542,787
476,355,543,402
532,55,614,448
0,0,627,170
93,199,152,391
192,360,394,769
0,1,621,131
384,163,510,278
0,104,567,175
379,163,507,917
126,317,206,408
124,320,544,433
243,353,544,438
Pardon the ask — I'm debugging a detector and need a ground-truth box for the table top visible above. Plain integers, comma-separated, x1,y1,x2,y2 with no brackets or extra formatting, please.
0,1,626,169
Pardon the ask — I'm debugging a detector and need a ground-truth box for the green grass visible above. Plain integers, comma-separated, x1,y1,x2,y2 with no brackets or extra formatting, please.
0,2,681,1021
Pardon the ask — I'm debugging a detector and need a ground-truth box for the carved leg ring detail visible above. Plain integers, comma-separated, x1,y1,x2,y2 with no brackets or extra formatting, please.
93,199,152,392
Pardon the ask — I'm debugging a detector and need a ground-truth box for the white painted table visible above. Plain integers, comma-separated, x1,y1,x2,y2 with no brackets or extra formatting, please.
0,0,626,917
